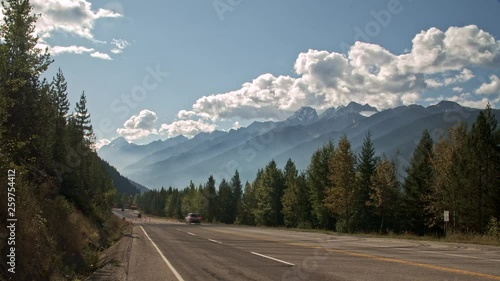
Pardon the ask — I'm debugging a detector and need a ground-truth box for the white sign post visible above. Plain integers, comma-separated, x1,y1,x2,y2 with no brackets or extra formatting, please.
444,210,450,237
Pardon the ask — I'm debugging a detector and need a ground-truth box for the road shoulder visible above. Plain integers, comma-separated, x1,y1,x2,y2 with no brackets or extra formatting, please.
86,223,133,281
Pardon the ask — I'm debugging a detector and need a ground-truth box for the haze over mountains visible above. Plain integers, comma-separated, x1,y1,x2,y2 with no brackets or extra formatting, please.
98,101,499,189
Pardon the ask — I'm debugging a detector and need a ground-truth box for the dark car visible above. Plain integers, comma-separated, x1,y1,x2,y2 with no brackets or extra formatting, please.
185,213,202,224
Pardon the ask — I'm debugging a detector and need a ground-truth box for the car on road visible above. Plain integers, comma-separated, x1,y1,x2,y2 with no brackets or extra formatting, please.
185,213,202,224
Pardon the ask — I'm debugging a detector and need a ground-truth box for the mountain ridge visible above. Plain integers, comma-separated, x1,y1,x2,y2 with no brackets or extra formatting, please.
98,101,498,189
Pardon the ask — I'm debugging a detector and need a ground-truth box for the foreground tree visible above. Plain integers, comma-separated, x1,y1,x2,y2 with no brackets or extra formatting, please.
355,131,378,232
218,179,233,224
468,104,500,232
254,161,285,226
325,136,357,232
230,170,243,223
368,156,400,233
205,175,218,222
238,181,257,225
307,140,335,229
0,0,52,164
402,130,434,235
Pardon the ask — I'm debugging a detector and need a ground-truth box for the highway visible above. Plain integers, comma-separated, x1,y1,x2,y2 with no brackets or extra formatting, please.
114,210,500,281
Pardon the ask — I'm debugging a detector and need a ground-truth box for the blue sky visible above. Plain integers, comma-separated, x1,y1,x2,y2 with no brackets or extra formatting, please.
4,0,499,146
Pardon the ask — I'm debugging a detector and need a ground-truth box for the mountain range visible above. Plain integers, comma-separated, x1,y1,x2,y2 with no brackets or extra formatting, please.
98,101,499,189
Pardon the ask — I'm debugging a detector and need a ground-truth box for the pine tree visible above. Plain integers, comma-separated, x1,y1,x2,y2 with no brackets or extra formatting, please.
355,131,378,232
205,175,218,222
230,170,242,223
467,104,500,232
218,179,233,224
239,181,257,225
74,91,94,143
282,159,299,227
0,0,52,164
51,68,70,119
325,135,357,232
51,68,70,164
283,159,311,228
254,161,284,226
402,130,434,235
307,140,335,229
368,156,399,233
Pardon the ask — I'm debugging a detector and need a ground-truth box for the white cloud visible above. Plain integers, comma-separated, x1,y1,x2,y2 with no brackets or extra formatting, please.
178,25,499,121
452,87,463,93
117,110,159,141
50,45,94,55
177,110,197,119
476,75,500,95
41,45,114,60
398,25,500,74
31,0,122,40
448,93,493,109
90,51,112,60
110,38,130,54
0,0,125,59
425,68,475,88
95,138,111,150
159,120,216,138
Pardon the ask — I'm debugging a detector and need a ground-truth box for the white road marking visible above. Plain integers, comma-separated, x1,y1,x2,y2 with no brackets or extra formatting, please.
175,228,181,231
140,226,185,281
209,239,223,244
187,232,196,236
251,252,294,266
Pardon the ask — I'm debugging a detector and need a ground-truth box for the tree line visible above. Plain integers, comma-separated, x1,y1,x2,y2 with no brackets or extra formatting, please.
0,1,122,279
139,105,500,236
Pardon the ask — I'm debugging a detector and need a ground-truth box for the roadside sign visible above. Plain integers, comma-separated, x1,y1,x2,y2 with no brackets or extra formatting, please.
444,210,449,222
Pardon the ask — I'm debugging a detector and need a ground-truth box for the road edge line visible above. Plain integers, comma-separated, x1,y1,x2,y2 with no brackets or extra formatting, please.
251,252,295,266
140,226,185,281
208,239,223,244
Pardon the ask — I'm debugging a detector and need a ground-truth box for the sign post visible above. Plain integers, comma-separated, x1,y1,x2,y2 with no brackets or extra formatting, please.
444,210,449,238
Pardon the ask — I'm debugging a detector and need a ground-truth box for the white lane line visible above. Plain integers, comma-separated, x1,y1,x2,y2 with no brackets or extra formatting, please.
209,239,223,244
187,232,196,236
140,226,185,281
251,252,294,266
175,228,181,231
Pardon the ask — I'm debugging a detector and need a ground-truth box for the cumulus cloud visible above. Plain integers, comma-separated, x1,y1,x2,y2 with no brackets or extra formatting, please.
176,25,499,121
425,68,475,88
90,51,112,60
476,75,500,95
448,93,494,109
31,0,122,40
398,25,500,74
159,120,216,138
0,0,125,59
117,110,159,141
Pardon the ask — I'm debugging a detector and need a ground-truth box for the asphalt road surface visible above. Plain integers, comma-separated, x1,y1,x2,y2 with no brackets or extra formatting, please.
114,209,500,281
